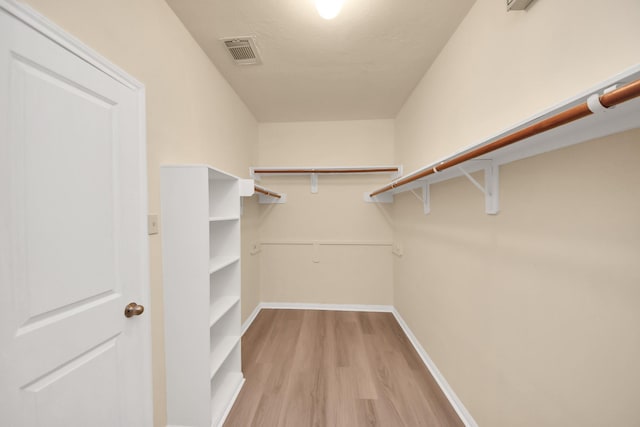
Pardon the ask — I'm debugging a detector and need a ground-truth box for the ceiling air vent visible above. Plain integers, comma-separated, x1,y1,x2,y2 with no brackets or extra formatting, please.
221,37,262,65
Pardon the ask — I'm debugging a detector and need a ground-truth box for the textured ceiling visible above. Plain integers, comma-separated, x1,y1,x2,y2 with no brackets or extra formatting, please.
166,0,476,122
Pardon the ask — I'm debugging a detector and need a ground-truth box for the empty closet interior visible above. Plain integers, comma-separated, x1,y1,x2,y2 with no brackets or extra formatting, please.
19,0,640,426
160,75,640,427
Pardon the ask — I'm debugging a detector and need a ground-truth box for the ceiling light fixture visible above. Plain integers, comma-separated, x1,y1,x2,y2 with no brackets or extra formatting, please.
315,0,344,20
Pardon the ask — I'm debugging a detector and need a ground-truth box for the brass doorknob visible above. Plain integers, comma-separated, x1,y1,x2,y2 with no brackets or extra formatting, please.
124,302,145,318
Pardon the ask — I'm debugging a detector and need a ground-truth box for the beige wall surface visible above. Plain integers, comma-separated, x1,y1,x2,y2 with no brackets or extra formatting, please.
241,197,261,321
20,1,260,425
257,120,395,305
394,0,640,425
396,0,640,173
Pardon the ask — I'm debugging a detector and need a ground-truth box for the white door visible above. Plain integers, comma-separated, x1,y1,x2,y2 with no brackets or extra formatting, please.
0,3,152,426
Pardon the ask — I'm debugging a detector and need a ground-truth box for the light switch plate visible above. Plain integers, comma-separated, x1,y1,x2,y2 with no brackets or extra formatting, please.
148,214,159,235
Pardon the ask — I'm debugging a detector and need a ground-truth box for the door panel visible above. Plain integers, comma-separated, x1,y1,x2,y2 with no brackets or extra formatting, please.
14,52,119,321
21,337,121,427
0,4,150,426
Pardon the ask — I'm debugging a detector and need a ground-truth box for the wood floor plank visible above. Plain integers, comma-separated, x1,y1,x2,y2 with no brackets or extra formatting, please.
334,367,360,427
224,309,464,427
355,399,378,426
242,309,277,369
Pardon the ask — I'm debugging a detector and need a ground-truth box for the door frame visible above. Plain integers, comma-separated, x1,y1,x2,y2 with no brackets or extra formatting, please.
0,0,153,424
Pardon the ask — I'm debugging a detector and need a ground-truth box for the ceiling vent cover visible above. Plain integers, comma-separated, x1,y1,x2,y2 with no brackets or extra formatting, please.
222,37,261,65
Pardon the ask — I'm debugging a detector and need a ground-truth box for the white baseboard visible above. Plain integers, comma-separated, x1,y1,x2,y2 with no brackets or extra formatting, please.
391,308,478,427
241,303,263,335
260,301,394,312
242,302,393,334
240,302,477,427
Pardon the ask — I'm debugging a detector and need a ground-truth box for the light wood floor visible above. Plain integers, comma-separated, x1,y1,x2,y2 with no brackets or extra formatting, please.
224,309,464,426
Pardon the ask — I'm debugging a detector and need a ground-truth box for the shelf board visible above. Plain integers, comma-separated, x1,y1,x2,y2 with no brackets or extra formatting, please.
209,296,240,328
251,165,401,177
370,66,640,200
210,336,240,380
209,216,240,222
209,256,240,274
208,167,240,181
211,372,244,427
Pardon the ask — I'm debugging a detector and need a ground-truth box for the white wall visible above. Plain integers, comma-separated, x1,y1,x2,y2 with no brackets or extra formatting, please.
394,0,640,425
241,197,261,321
257,120,395,305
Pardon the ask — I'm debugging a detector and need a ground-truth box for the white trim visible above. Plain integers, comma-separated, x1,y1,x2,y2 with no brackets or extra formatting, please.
259,301,394,312
214,378,245,427
241,303,264,335
0,0,144,89
260,240,393,247
241,302,394,335
391,308,478,427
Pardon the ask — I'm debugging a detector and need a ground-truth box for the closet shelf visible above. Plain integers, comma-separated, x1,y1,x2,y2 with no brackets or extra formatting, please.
368,66,640,214
209,255,240,274
210,335,240,380
251,165,401,177
210,372,244,426
209,216,239,222
209,296,240,328
251,165,402,195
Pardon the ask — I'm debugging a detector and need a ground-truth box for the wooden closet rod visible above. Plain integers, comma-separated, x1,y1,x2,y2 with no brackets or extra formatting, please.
254,185,282,199
253,167,399,174
370,78,640,197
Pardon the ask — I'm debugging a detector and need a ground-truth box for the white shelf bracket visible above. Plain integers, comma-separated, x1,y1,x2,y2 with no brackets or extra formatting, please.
407,183,430,214
458,162,499,215
458,166,486,195
258,193,287,204
484,162,499,215
310,173,318,194
422,182,431,214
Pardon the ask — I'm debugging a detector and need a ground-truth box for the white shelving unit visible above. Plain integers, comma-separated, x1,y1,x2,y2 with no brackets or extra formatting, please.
161,165,252,427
